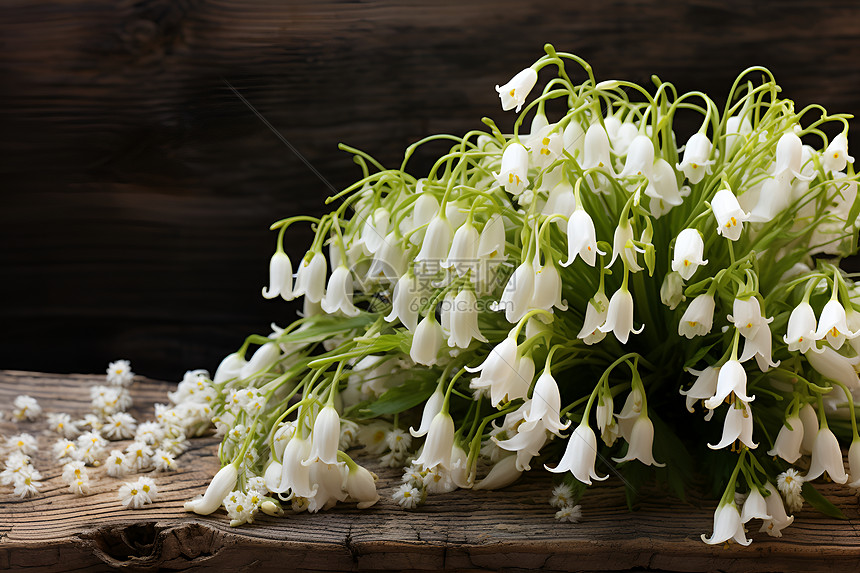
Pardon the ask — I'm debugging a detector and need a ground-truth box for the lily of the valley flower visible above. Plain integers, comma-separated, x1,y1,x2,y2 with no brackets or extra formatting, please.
805,345,860,392
582,123,613,173
704,359,754,410
740,487,771,523
528,123,564,169
712,187,749,241
321,265,360,317
701,501,751,546
805,427,848,484
815,298,859,350
293,252,328,303
448,289,488,349
415,215,454,270
645,159,685,217
680,366,719,415
619,135,655,179
750,171,794,223
303,405,341,466
345,464,379,509
358,208,390,255
495,68,538,113
410,314,443,366
728,296,772,341
184,463,238,515
494,412,549,471
708,401,757,450
784,301,821,354
607,219,643,272
473,455,522,490
477,214,506,263
495,143,530,196
773,132,807,179
738,320,779,372
767,414,804,464
442,220,479,277
725,115,753,158
531,258,568,312
677,133,714,184
522,369,570,437
239,342,281,380
848,439,860,487
278,436,317,498
660,271,686,310
678,293,716,339
598,285,644,344
823,132,854,173
213,352,247,385
492,261,535,323
415,411,455,471
467,335,530,406
759,482,794,537
671,229,708,280
612,415,665,467
545,423,608,485
262,251,294,301
799,403,819,455
385,272,422,332
410,386,445,438
578,290,609,344
562,208,604,267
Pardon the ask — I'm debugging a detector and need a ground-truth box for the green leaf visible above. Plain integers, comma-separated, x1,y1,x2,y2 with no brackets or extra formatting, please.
358,372,437,418
801,482,847,520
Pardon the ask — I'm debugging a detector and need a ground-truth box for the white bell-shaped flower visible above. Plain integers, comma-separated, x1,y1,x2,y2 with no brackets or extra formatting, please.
561,208,604,267
366,231,406,283
415,215,453,270
495,68,538,113
492,261,535,323
321,265,360,317
495,143,530,196
467,335,528,407
612,122,639,156
708,400,757,450
307,461,348,513
522,370,570,436
815,298,859,350
263,460,283,493
678,293,715,339
767,415,804,464
477,213,506,263
660,271,686,310
442,220,479,277
448,289,488,349
848,439,860,487
385,272,422,332
406,191,440,246
773,132,805,179
677,132,714,184
293,252,328,303
728,296,772,341
595,390,619,446
262,251,294,301
607,219,643,272
680,366,719,415
303,405,341,466
562,119,586,159
410,386,445,438
619,134,655,178
598,286,643,344
712,187,749,241
410,314,443,366
704,360,754,410
578,290,609,345
440,290,455,335
213,352,247,385
616,388,643,442
545,423,608,485
415,411,455,470
645,158,684,217
740,487,771,523
184,463,238,515
531,258,567,312
279,436,317,499
701,501,751,546
759,482,794,537
494,414,549,471
358,207,390,255
725,115,752,158
805,345,860,392
738,320,779,372
473,454,522,490
582,123,613,172
805,427,848,483
542,178,577,223
240,342,281,379
784,301,820,354
822,133,854,173
612,415,665,467
749,171,794,223
528,124,564,170
671,228,708,280
346,463,379,509
799,403,819,455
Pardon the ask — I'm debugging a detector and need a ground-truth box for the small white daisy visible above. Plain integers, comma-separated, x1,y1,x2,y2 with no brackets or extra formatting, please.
12,395,42,421
52,439,77,462
102,412,138,440
69,478,91,496
62,461,89,484
107,360,135,387
13,466,42,498
392,483,422,509
555,504,583,523
47,413,81,439
7,433,38,456
105,450,129,478
549,483,574,508
386,428,412,454
153,448,177,472
125,441,153,471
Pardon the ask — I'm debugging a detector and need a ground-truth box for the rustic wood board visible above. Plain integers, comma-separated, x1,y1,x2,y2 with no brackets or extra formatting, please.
1,371,859,572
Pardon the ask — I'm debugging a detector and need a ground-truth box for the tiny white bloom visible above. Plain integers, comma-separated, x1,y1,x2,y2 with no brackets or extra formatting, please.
13,466,42,498
106,360,134,386
495,67,538,113
555,504,583,523
711,187,749,241
392,483,422,509
767,415,804,464
106,450,129,478
415,412,455,471
660,271,686,310
261,250,294,301
495,143,530,196
12,395,42,421
677,133,714,184
578,290,609,344
546,423,607,485
549,483,575,508
671,229,708,280
815,298,859,350
410,314,443,366
678,293,715,339
708,401,757,450
7,433,38,456
700,501,751,546
292,251,327,303
68,478,90,496
153,448,178,472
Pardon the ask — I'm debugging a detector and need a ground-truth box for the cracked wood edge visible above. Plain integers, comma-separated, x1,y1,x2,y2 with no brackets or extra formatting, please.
0,371,859,572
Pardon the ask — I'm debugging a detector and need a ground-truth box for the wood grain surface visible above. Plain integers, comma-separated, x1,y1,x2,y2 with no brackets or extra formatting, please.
2,1,860,380
0,371,859,572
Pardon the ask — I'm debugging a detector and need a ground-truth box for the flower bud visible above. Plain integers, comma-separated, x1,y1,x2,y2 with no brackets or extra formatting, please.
184,463,238,515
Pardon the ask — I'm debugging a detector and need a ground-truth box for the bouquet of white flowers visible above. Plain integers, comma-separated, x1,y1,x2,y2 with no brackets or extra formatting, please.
179,44,859,543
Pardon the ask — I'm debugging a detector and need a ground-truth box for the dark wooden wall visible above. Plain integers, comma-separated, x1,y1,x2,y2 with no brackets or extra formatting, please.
2,0,860,380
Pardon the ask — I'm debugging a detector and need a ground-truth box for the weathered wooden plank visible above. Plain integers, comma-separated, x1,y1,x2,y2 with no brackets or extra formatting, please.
2,1,860,379
0,371,859,571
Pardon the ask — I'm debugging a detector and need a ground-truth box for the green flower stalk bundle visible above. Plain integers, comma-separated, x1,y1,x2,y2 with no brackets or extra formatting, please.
176,45,860,542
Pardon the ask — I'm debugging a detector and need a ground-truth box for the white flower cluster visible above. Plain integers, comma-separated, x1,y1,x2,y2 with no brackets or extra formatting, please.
168,46,860,543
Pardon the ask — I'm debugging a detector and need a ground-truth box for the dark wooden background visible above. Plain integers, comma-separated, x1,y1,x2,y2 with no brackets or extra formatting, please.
2,0,860,380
